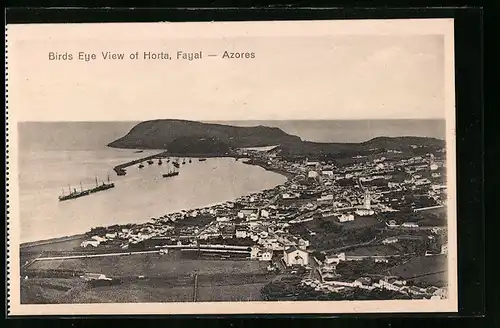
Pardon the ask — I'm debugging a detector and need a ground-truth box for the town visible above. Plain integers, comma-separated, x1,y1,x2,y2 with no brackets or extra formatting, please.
21,142,449,302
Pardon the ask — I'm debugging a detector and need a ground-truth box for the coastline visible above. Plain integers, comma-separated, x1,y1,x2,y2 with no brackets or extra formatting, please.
21,157,292,251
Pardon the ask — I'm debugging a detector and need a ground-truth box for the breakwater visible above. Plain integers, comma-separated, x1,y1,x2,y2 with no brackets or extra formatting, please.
113,151,167,175
112,151,246,176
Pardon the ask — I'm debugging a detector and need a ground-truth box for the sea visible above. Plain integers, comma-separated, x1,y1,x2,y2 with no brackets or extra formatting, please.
17,120,445,243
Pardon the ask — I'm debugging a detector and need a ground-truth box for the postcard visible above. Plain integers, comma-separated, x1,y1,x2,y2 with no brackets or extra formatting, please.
6,18,457,315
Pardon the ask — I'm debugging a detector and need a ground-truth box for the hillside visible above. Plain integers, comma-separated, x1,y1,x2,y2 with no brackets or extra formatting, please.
107,120,446,156
107,119,302,149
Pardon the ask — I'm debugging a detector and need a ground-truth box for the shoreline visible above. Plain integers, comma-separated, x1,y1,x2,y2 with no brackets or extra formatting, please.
20,234,87,250
21,157,293,250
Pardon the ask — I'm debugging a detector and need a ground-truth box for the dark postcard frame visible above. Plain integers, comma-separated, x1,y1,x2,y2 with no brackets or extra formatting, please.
4,6,485,325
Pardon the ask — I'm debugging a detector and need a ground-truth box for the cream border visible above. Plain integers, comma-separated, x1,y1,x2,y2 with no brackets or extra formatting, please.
6,18,457,315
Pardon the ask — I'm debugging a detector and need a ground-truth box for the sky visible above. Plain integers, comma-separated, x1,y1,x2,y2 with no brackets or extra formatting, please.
8,20,452,121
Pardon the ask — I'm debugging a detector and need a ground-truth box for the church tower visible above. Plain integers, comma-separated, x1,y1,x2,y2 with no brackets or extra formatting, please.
364,190,371,210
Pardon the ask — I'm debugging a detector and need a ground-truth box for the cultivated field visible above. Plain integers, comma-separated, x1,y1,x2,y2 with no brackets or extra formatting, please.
196,283,267,301
28,253,269,277
388,254,447,287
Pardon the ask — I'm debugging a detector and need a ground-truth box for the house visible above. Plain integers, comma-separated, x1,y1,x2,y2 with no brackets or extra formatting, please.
354,277,374,290
260,209,270,218
259,250,273,261
250,247,260,259
105,233,117,239
305,161,319,167
317,194,334,202
80,273,111,281
235,229,248,239
382,237,399,245
441,244,448,255
355,209,374,216
379,277,406,292
338,213,354,222
386,220,399,228
308,171,319,179
322,171,334,178
283,246,309,266
402,222,419,228
81,240,100,248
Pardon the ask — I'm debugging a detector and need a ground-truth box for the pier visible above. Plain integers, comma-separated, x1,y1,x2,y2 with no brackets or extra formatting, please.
113,151,167,176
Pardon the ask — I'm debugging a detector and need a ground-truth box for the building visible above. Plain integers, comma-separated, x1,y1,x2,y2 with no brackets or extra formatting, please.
80,273,112,281
338,213,355,222
382,237,399,245
308,171,319,179
259,250,273,261
322,170,334,178
235,229,248,239
355,209,375,216
363,191,372,209
386,220,399,228
283,246,309,266
402,222,419,228
441,244,448,255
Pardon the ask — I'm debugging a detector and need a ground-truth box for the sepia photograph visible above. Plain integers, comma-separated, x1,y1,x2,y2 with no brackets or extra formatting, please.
6,19,457,315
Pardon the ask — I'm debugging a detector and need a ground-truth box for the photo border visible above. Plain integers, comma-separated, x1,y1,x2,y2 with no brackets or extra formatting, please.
4,7,484,320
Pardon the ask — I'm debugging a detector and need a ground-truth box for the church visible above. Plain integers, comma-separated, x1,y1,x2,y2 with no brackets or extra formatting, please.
283,247,309,267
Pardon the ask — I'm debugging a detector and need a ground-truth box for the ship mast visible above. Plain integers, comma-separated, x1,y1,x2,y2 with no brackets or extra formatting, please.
80,182,83,192
95,177,98,188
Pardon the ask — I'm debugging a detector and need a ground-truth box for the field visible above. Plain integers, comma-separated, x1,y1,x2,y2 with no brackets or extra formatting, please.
22,254,273,303
341,217,380,230
20,235,87,253
197,283,266,301
346,245,400,257
28,253,268,278
388,254,447,287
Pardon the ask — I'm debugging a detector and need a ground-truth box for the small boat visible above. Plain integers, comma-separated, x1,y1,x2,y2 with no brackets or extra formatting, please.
138,163,144,169
163,169,179,178
147,160,154,165
173,162,180,168
158,159,163,165
189,159,192,163
182,158,186,165
199,158,207,162
134,150,144,153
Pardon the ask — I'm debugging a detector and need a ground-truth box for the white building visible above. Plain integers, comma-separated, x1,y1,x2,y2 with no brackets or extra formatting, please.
402,222,419,228
382,237,399,245
355,209,374,216
283,247,309,266
259,250,273,261
308,171,319,179
338,213,355,222
260,209,270,218
235,229,248,238
317,194,334,202
322,170,334,178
